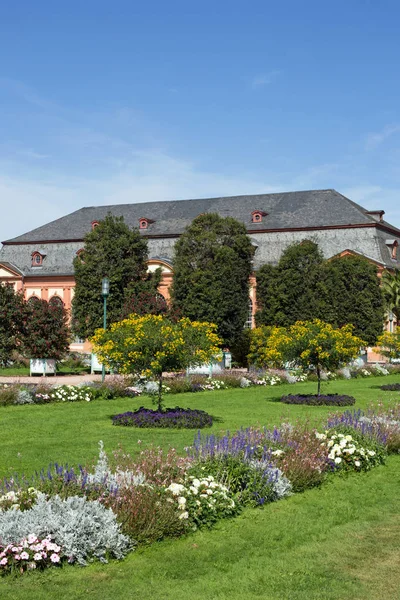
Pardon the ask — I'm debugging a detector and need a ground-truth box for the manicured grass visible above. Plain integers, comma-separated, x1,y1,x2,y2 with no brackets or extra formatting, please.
0,375,399,479
0,366,90,376
0,375,399,599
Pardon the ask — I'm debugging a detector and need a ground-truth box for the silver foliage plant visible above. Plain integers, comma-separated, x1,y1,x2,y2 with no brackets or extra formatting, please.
0,493,132,565
248,461,292,500
85,441,145,490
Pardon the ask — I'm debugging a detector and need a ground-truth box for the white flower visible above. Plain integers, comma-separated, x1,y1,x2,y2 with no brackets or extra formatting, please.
178,511,189,520
334,457,342,464
189,486,198,495
271,449,284,456
354,460,361,467
191,479,201,488
177,497,187,508
368,450,376,457
167,483,185,496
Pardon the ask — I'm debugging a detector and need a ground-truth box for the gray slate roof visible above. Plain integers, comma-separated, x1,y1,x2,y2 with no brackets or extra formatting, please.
4,189,400,244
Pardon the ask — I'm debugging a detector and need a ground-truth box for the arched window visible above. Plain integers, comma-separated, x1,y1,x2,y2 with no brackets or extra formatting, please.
244,298,253,329
91,221,100,230
49,295,64,308
28,295,41,306
76,249,85,263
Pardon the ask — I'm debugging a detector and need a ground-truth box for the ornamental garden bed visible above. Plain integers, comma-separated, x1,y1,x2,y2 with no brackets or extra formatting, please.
112,407,213,428
380,383,400,391
280,393,356,406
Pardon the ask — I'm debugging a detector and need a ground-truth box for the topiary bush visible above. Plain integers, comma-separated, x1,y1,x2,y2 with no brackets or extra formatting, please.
112,407,213,429
280,394,356,406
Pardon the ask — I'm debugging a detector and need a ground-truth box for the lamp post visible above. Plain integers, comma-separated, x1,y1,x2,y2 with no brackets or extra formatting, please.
101,277,110,383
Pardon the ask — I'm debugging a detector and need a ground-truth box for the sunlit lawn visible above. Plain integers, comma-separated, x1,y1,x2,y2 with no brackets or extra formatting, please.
0,375,399,599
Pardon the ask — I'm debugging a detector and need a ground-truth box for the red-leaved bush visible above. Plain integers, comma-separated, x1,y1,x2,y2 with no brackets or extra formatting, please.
276,422,329,492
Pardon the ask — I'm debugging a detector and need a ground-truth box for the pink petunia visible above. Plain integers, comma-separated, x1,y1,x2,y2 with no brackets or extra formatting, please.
50,553,60,563
0,557,8,566
20,551,29,560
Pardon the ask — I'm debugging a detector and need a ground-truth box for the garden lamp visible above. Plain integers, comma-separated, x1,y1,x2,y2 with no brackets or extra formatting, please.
101,277,110,382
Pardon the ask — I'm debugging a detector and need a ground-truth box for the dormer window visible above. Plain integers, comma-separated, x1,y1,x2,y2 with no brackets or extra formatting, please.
91,221,100,230
139,218,154,230
366,210,385,223
31,252,45,267
251,210,268,224
386,239,399,260
76,249,85,263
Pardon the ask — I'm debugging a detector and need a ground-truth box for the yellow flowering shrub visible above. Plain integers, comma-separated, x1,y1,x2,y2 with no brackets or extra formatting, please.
374,332,400,360
91,314,222,409
249,319,365,394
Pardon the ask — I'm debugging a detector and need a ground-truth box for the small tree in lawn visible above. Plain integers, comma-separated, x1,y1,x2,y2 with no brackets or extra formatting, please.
91,314,222,410
374,331,400,362
22,298,70,362
249,319,364,395
0,284,25,367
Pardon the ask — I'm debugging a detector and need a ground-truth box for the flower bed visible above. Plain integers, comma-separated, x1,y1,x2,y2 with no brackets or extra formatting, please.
380,383,400,391
280,394,356,406
112,407,213,429
0,402,398,578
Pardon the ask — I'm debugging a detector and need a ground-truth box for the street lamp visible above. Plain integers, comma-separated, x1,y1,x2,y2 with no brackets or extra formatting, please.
101,277,110,382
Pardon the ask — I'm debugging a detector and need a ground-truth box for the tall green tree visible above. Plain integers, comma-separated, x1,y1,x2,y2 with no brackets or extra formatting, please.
381,269,400,323
22,297,70,360
0,284,25,366
322,255,385,345
72,214,158,339
255,240,326,326
171,213,255,346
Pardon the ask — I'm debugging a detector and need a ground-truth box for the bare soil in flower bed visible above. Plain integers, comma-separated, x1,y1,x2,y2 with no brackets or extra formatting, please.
380,383,400,391
280,393,356,406
112,406,213,428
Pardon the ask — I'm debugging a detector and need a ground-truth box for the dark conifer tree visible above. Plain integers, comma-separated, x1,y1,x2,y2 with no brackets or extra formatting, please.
72,214,158,339
171,213,255,346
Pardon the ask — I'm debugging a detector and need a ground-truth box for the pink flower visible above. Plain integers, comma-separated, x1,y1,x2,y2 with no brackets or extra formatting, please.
14,554,21,560
33,553,42,561
41,552,47,559
20,551,29,560
0,558,8,566
50,553,60,563
27,534,37,544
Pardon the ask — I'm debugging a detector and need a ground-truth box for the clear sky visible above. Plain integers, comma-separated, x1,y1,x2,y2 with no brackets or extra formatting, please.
1,0,400,242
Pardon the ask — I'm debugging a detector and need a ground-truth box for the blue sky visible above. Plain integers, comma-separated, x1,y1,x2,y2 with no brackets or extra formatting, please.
1,0,400,242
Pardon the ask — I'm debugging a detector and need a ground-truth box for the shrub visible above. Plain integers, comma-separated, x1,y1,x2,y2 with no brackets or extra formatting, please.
112,445,190,487
15,389,34,405
327,407,400,454
0,488,39,512
280,394,356,406
112,407,213,429
106,485,185,544
166,476,239,530
0,386,18,406
0,494,132,565
276,426,330,492
318,431,386,471
0,535,63,574
49,385,94,403
189,456,291,507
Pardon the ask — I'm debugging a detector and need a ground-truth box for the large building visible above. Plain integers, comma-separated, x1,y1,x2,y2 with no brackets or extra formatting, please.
1,188,399,350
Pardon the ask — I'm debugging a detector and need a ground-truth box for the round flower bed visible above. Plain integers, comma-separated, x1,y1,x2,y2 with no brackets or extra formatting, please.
112,407,213,429
380,383,400,391
280,394,356,406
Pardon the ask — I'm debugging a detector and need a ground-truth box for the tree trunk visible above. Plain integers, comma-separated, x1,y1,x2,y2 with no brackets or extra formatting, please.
157,373,163,412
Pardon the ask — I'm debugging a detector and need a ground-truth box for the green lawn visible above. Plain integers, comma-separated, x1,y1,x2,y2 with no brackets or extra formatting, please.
0,365,90,376
0,375,399,599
